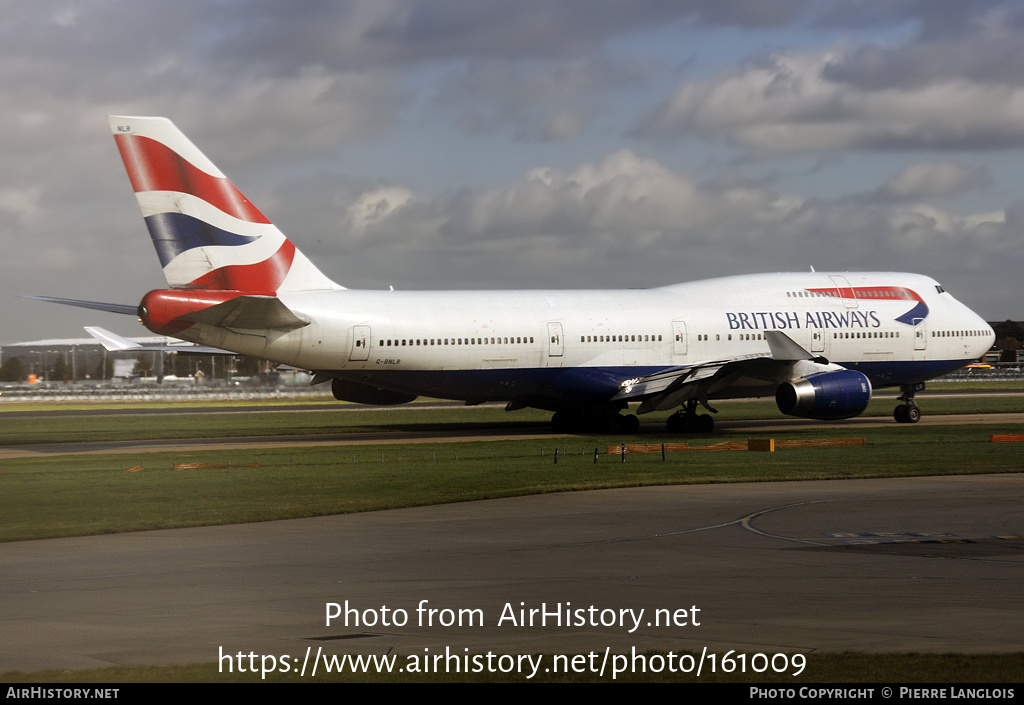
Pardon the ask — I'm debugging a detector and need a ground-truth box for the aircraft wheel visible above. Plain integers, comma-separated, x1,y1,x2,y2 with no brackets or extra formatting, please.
601,414,624,434
894,405,908,423
553,411,586,432
621,414,640,434
668,413,705,433
905,406,921,424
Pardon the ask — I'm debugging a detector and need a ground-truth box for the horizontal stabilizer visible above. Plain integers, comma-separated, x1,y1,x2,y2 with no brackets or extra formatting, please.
181,295,309,331
84,326,232,354
84,326,143,350
23,295,137,316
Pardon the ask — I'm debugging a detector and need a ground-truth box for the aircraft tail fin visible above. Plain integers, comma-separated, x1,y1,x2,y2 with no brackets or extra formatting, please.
108,116,343,294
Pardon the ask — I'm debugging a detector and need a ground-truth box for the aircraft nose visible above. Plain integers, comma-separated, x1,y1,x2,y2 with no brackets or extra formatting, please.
976,313,996,357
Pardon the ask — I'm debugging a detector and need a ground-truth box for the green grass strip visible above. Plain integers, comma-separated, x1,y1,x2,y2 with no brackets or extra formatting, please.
0,393,1020,445
2,422,1021,543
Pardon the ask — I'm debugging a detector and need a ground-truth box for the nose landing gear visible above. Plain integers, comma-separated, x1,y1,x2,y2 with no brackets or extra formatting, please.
894,383,924,423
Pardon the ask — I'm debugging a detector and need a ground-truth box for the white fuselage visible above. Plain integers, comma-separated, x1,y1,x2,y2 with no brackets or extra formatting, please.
169,271,993,409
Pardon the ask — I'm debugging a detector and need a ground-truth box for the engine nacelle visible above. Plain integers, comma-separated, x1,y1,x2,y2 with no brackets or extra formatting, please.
775,369,872,420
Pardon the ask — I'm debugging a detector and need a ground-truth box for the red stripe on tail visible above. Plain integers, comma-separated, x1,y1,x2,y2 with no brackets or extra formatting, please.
114,134,271,224
185,239,296,293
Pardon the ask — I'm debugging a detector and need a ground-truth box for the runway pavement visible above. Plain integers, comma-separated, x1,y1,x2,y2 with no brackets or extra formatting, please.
2,473,1022,675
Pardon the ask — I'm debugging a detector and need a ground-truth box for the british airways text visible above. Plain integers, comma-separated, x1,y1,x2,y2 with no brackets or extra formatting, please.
726,311,882,330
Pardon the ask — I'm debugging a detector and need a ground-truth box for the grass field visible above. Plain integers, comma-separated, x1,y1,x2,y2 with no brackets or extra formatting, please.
1,397,1022,542
0,389,1021,445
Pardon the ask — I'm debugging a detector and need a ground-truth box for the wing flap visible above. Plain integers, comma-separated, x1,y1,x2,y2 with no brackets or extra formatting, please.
615,331,833,414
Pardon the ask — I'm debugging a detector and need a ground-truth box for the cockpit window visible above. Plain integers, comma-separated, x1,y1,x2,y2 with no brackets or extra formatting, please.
935,285,945,293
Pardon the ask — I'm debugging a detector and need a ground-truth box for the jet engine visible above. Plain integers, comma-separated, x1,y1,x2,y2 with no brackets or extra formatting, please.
775,369,872,420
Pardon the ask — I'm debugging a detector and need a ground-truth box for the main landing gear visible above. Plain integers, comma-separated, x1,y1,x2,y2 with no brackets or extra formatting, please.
666,400,715,433
893,383,923,424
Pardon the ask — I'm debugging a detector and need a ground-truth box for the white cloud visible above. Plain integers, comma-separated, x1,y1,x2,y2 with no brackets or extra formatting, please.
879,162,990,202
638,48,1024,153
433,55,649,141
0,187,42,224
336,149,822,285
344,185,415,237
327,150,1021,311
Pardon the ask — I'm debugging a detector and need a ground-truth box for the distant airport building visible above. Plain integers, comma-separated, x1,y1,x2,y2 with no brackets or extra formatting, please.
0,335,273,386
0,335,130,384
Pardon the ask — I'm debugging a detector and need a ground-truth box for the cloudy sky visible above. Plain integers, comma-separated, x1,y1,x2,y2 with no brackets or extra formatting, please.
3,0,1022,343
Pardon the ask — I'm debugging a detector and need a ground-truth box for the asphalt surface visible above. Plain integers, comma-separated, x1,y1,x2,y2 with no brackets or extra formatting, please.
2,473,1022,675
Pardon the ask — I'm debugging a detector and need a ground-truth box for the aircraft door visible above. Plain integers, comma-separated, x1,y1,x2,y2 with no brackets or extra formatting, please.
913,318,927,351
349,325,371,361
811,328,825,354
672,320,688,356
547,322,564,357
829,275,858,309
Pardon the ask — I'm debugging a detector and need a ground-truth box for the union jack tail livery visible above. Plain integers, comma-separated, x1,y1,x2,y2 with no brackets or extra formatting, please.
109,116,341,294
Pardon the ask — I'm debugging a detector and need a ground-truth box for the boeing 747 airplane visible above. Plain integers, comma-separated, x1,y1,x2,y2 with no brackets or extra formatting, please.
34,116,995,433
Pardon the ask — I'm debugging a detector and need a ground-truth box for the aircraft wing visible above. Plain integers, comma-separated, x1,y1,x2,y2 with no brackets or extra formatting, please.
614,331,829,414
